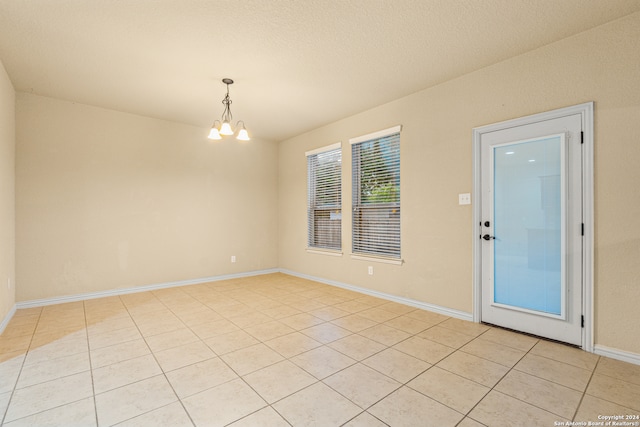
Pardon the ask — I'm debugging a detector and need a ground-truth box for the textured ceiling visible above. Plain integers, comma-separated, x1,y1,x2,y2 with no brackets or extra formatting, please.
1,0,639,141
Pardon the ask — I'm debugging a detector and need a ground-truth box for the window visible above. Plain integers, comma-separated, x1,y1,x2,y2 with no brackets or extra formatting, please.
351,126,401,259
306,143,342,251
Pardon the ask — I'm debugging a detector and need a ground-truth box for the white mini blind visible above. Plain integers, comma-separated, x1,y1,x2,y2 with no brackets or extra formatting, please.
307,143,342,250
351,127,401,258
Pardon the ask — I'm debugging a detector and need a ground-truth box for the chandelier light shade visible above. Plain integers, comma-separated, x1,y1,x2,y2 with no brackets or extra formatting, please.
208,78,250,141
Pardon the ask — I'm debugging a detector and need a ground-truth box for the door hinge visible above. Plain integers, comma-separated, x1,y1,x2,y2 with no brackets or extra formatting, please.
581,315,585,328
581,131,584,144
581,223,584,236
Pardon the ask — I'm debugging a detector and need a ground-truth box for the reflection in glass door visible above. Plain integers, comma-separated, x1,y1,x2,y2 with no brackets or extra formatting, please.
492,135,565,318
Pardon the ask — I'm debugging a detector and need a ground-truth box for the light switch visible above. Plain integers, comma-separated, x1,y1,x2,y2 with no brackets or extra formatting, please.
459,193,471,205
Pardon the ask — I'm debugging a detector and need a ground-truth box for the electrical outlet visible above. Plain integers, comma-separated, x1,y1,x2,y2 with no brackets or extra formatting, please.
231,256,236,263
368,266,374,275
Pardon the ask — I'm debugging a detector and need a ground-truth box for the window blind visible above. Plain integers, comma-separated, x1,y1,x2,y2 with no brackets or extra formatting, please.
307,143,342,250
351,127,401,258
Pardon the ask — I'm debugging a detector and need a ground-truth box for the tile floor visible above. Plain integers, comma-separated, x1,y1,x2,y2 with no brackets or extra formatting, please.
0,273,638,426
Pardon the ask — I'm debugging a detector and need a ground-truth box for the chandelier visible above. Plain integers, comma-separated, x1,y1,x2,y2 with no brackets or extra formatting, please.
208,78,250,141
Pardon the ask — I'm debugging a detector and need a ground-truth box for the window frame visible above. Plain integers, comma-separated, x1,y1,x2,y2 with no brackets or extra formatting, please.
350,125,402,264
305,142,343,254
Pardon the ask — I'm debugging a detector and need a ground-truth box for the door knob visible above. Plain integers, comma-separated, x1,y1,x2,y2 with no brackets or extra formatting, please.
484,221,490,227
482,234,495,241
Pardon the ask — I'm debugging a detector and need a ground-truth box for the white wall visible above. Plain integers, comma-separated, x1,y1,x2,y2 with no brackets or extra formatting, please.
0,59,15,324
16,94,279,301
278,13,640,355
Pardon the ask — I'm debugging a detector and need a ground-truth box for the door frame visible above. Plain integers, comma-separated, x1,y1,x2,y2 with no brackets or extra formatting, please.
472,102,594,351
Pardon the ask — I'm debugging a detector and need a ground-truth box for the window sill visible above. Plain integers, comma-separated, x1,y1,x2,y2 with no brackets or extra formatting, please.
306,248,343,257
350,254,404,265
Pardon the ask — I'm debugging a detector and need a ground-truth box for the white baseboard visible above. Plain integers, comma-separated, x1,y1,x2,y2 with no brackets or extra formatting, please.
15,268,280,309
279,268,473,322
0,304,17,335
594,344,640,366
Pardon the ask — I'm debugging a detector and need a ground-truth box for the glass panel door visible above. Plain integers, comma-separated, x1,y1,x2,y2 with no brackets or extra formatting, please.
492,135,566,318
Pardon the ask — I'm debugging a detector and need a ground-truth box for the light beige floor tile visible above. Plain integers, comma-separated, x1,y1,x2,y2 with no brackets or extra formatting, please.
189,318,240,340
165,356,237,398
115,401,193,427
220,343,284,376
93,353,162,394
1,322,37,339
309,306,350,321
5,371,93,422
495,369,582,418
290,346,356,379
227,311,274,329
530,339,599,370
265,332,322,358
144,327,199,353
408,366,489,414
90,338,150,369
324,363,401,408
363,348,430,383
476,327,539,352
359,324,411,346
393,335,454,364
438,318,491,337
358,308,399,323
287,299,327,312
437,351,509,387
355,295,388,307
216,304,256,318
0,335,31,354
244,360,317,403
88,325,142,350
3,397,96,427
587,373,640,411
13,307,43,318
328,334,386,361
228,406,291,427
330,314,378,333
95,374,177,426
279,313,325,330
261,305,302,319
468,390,558,427
273,381,361,427
385,315,432,334
86,316,136,336
0,353,26,394
175,308,222,327
25,333,88,366
0,390,11,420
574,394,639,422
245,320,296,342
418,325,475,349
342,411,388,427
183,378,266,427
514,353,592,391
301,323,352,344
461,338,526,367
135,316,184,337
16,351,90,389
595,356,640,386
369,386,464,427
457,417,487,427
378,302,416,315
333,300,373,314
154,340,216,372
405,309,449,324
205,329,260,355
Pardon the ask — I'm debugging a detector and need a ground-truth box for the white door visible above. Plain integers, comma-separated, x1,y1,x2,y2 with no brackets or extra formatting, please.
479,113,583,345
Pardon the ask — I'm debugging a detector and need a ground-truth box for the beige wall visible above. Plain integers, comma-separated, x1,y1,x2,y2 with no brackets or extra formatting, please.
16,94,279,301
278,13,640,354
0,59,15,323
